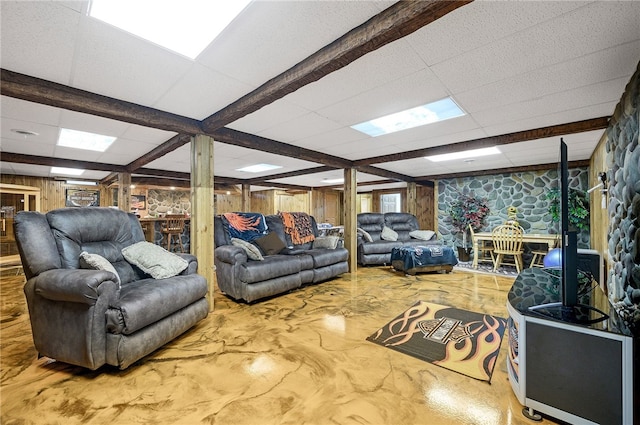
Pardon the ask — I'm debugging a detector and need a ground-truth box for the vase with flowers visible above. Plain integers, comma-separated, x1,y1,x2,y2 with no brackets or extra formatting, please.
447,191,490,259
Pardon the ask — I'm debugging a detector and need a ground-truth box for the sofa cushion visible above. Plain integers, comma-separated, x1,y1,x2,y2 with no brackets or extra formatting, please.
305,248,349,268
312,235,340,249
231,238,264,261
254,231,287,255
360,240,403,254
239,255,301,284
79,251,121,287
409,230,435,241
122,241,188,279
381,226,398,241
106,274,207,335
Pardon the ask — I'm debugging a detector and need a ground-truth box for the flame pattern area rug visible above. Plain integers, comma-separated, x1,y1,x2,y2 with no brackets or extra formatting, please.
367,301,507,382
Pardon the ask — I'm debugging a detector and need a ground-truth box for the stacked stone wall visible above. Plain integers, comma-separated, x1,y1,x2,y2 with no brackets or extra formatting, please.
438,167,590,249
606,62,640,333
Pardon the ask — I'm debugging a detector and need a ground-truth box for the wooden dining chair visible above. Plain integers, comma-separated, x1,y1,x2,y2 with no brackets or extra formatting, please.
491,224,524,273
469,224,494,266
161,214,186,253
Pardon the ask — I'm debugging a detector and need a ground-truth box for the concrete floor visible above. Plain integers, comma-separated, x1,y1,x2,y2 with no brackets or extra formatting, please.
1,266,560,425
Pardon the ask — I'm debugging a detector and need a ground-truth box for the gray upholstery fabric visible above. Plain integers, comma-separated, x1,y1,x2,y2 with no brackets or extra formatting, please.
14,207,209,370
214,213,348,303
357,213,440,265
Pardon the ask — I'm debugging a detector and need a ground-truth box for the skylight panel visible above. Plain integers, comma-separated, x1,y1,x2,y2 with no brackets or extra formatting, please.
57,128,116,152
51,167,85,176
425,147,501,162
236,164,282,173
88,0,251,59
351,97,465,137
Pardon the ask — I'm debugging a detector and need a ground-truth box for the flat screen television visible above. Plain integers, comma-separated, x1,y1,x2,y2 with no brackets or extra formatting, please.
528,138,608,324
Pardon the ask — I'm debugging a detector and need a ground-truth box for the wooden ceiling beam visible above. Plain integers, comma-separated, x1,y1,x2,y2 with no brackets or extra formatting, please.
355,165,416,182
0,152,126,173
250,166,337,183
0,69,203,136
419,160,591,181
211,127,353,169
353,117,610,166
126,134,192,172
200,0,473,132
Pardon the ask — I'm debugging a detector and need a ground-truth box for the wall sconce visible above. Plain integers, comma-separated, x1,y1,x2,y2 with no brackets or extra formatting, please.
587,172,608,209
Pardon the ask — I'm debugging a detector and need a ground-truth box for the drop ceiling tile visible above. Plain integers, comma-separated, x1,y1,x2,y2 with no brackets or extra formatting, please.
0,137,55,157
154,63,255,119
256,112,343,144
199,1,383,87
0,1,79,84
227,100,310,135
0,97,62,127
284,39,429,112
58,109,131,138
316,68,447,126
71,16,192,106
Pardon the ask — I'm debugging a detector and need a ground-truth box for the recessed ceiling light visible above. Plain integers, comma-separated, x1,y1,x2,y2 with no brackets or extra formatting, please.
236,164,282,173
425,147,501,162
58,128,116,152
88,0,251,59
51,167,84,176
351,97,465,137
66,180,97,186
322,178,344,184
10,129,39,137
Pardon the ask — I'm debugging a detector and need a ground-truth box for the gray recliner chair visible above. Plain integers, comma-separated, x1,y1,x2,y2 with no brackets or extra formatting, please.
13,207,209,370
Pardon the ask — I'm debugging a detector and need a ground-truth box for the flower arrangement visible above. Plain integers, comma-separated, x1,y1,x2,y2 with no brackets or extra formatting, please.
447,192,490,247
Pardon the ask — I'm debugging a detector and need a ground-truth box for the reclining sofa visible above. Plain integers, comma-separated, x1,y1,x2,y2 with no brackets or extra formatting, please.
13,207,209,370
214,213,349,303
357,212,441,265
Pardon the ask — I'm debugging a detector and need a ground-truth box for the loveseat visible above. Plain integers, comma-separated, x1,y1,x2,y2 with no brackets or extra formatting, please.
13,207,209,370
214,213,349,303
357,212,441,265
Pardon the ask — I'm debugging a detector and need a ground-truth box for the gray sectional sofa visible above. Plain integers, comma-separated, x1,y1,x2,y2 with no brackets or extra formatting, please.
214,213,349,303
357,212,441,265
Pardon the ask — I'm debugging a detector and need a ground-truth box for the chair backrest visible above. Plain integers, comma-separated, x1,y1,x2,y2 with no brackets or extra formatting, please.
163,215,185,232
14,207,146,283
491,224,523,253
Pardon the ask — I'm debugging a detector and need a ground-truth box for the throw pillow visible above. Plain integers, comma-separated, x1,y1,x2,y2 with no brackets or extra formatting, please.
254,232,287,255
79,251,121,287
380,226,398,241
121,241,188,279
357,227,373,242
231,238,264,261
312,235,339,249
409,230,436,241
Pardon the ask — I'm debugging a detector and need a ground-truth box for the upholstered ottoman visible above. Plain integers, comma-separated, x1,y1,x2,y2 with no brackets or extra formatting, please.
391,245,458,275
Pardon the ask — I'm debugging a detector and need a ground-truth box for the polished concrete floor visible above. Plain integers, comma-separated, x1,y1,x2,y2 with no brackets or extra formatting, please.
1,266,560,425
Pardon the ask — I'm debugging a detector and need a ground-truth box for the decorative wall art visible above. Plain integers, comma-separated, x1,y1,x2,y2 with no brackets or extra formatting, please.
65,189,100,207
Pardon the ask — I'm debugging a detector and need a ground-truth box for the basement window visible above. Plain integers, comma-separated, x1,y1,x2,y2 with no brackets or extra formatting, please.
88,0,251,59
351,97,465,137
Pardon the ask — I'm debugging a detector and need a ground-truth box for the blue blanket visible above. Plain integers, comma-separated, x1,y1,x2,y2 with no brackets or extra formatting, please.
222,212,268,242
391,246,458,271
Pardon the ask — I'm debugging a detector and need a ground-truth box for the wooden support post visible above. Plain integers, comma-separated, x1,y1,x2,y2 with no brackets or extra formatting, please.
118,173,131,212
242,183,251,211
343,168,358,273
191,135,216,311
406,182,417,216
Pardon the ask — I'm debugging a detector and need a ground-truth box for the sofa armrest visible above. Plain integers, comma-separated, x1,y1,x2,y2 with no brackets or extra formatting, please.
215,245,247,264
31,269,119,305
176,253,198,275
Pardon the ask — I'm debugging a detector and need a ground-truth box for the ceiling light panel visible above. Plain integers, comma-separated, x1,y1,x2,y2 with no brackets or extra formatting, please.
57,128,116,152
236,164,283,173
88,0,251,59
351,97,465,137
